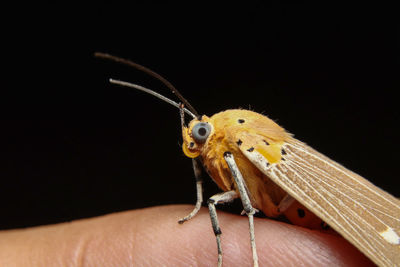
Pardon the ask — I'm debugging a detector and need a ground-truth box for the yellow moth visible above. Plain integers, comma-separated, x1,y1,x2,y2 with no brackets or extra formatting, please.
96,53,400,267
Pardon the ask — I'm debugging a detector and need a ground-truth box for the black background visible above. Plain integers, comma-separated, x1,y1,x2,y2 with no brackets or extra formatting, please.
1,4,398,229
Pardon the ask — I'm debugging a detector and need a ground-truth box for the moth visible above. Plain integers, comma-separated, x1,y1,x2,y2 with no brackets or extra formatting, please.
95,53,400,267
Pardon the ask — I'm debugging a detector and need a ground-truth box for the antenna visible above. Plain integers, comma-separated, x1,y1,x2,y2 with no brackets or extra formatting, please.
94,52,200,118
109,78,196,119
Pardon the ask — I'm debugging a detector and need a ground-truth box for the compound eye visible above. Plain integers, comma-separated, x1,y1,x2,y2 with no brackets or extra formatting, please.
192,122,211,144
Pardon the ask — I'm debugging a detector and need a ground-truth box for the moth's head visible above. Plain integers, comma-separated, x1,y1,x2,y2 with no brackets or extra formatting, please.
182,115,213,158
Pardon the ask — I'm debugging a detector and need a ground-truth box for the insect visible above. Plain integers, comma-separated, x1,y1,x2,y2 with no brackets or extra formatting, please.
95,53,400,267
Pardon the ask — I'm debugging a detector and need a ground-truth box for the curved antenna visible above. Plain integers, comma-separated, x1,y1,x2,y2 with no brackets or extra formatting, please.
94,52,200,118
109,78,196,119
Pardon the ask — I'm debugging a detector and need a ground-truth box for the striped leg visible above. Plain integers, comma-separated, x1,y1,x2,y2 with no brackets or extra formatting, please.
224,152,259,267
179,158,203,224
208,190,238,267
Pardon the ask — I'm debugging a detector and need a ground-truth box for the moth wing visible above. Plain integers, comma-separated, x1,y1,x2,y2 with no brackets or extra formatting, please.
239,138,400,267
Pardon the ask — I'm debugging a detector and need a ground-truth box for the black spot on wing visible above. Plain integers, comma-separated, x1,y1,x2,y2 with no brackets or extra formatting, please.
236,139,242,146
263,140,270,145
247,147,254,152
238,119,245,124
281,148,287,155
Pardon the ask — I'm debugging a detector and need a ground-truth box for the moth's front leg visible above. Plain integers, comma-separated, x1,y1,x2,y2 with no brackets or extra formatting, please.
224,152,259,267
179,158,203,224
208,190,238,267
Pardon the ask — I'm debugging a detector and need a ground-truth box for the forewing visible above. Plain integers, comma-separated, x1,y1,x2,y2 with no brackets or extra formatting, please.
240,138,400,267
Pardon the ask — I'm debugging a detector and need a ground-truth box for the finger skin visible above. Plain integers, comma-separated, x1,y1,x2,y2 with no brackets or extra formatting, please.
0,205,373,266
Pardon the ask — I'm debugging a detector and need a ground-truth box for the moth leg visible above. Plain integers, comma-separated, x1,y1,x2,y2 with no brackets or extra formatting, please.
208,190,238,267
179,158,203,224
224,152,259,267
277,194,296,213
